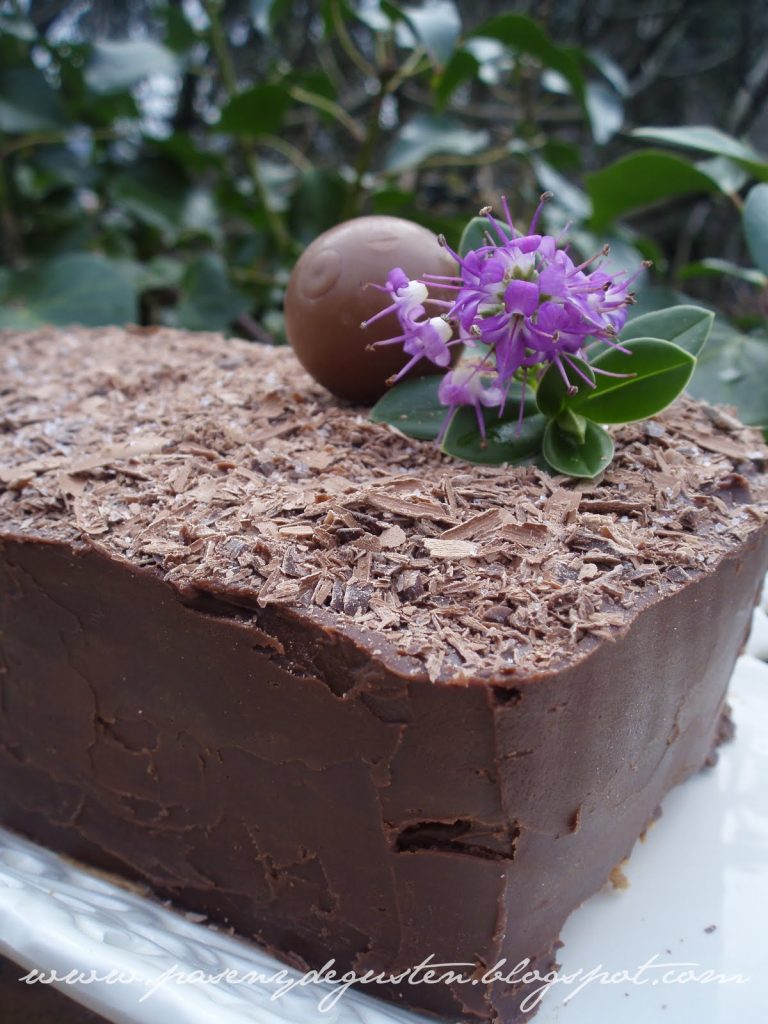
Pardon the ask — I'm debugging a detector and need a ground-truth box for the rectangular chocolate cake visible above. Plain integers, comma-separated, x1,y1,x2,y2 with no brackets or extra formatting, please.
1,325,767,1023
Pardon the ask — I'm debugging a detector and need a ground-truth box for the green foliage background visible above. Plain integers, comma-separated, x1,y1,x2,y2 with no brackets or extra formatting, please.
0,0,767,432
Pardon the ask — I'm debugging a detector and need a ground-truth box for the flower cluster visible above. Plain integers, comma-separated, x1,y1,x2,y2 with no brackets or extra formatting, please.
363,195,644,438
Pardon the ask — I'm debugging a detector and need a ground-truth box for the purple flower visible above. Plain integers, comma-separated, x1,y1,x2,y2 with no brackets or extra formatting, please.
367,194,642,434
362,267,429,331
438,362,504,439
390,316,454,384
362,267,456,380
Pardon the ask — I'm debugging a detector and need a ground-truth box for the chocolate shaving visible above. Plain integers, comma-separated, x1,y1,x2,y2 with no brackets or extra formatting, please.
1,325,766,683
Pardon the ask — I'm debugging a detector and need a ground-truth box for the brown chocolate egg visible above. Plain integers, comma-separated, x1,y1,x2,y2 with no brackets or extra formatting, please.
284,215,459,404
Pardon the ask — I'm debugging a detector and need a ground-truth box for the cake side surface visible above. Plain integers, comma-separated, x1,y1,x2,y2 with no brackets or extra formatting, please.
2,326,768,1023
1,529,766,1022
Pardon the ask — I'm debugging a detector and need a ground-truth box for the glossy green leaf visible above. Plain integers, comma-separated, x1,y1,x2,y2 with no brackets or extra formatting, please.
585,80,623,145
585,152,723,230
181,188,221,241
12,143,93,201
85,39,179,94
630,126,768,183
351,0,399,31
532,158,591,219
0,253,137,328
250,0,280,33
163,5,199,51
471,14,585,103
688,324,768,433
289,169,347,244
369,187,415,216
385,113,490,173
744,184,768,275
218,84,291,136
556,408,587,443
677,259,767,288
176,253,250,332
0,15,36,41
109,161,190,238
619,305,714,356
695,156,749,194
536,357,594,417
402,1,462,67
464,37,512,87
585,49,629,96
442,407,547,465
458,216,491,257
126,256,185,291
434,48,479,107
0,67,68,133
370,375,447,441
571,339,696,423
543,419,614,478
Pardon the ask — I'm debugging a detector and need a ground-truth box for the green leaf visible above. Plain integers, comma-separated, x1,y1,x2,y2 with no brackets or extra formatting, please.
442,408,547,465
370,375,447,440
21,143,95,195
163,5,199,51
85,39,179,94
458,216,491,257
585,80,623,145
349,0,395,32
688,324,768,433
250,0,280,33
571,339,696,423
385,113,490,173
118,256,185,292
536,357,595,417
630,126,768,183
531,158,591,219
434,48,479,107
0,67,68,133
585,49,629,96
471,14,585,104
744,183,768,275
402,1,462,67
677,259,767,288
109,161,189,238
176,253,250,332
181,188,221,241
0,253,137,328
289,168,347,244
154,133,224,174
619,305,714,356
218,84,291,136
369,186,414,215
585,152,724,230
543,419,614,478
556,408,587,443
695,156,749,194
0,15,36,41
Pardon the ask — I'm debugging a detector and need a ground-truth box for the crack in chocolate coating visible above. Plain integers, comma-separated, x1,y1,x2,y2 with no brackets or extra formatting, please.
1,326,768,1023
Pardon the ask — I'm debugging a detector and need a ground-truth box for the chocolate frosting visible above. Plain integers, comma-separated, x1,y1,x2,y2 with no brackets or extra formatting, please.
0,326,766,683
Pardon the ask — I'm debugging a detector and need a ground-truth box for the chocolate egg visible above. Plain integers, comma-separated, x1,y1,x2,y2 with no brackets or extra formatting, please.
284,215,459,404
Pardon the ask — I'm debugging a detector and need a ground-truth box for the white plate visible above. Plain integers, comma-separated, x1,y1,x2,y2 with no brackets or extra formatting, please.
1,617,767,1024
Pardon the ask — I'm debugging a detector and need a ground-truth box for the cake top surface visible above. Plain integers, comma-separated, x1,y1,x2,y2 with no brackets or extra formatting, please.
1,325,767,683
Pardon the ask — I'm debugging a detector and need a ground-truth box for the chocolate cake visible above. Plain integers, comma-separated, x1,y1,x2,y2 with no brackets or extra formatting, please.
1,325,767,1023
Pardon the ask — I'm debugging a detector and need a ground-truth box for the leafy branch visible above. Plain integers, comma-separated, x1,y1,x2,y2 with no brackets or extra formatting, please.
202,0,292,252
